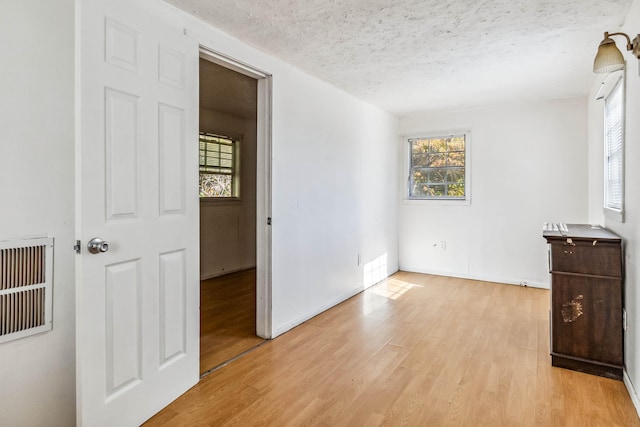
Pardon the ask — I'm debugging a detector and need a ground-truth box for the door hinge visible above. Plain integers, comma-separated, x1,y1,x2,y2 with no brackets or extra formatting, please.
267,217,272,225
74,240,81,254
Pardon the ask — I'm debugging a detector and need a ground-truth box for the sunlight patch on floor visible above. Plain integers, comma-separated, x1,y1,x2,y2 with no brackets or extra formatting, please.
369,277,423,300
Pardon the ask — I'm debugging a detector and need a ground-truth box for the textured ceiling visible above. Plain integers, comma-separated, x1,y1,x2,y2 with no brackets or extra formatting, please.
200,58,257,119
170,0,633,116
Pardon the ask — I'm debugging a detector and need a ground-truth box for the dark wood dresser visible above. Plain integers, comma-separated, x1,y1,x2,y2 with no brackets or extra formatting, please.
543,223,623,380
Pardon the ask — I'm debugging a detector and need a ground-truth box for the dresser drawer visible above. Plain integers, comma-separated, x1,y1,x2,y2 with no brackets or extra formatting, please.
550,241,622,277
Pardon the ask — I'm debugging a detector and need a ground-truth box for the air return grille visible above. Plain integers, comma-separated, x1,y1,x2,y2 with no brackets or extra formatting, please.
0,237,53,344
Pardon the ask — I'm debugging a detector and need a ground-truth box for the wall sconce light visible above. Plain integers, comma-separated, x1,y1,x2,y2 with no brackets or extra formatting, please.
593,32,640,73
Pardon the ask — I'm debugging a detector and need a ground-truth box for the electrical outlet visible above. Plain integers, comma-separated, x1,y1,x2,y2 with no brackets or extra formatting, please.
623,309,628,332
439,241,446,251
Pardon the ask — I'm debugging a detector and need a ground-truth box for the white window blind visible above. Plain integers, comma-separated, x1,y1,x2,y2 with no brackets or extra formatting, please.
604,78,623,213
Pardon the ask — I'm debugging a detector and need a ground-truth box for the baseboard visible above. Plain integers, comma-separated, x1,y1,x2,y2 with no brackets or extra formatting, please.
624,370,640,420
200,265,256,281
398,266,548,289
272,285,365,338
272,269,398,338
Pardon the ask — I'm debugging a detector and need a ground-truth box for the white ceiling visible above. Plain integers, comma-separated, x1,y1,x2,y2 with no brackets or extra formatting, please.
169,0,633,116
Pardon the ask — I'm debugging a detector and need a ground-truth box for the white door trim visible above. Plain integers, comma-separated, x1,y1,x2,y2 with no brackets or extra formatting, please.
198,46,271,80
198,46,273,339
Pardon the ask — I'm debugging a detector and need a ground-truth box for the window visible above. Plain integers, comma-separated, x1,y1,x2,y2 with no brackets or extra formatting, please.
199,132,239,198
603,77,624,221
407,132,469,201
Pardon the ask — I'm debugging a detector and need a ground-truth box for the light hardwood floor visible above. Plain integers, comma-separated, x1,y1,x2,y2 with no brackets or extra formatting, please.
148,271,640,426
200,269,265,374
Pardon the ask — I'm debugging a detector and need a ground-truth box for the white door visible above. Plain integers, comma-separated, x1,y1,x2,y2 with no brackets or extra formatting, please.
76,0,199,425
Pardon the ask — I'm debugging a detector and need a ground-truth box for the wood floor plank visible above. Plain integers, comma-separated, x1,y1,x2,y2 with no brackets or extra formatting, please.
146,271,640,426
200,268,264,374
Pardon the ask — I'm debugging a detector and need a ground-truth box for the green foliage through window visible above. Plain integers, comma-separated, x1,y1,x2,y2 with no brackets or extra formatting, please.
408,134,467,199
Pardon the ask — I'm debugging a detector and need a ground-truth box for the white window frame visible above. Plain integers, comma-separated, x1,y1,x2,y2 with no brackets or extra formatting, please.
602,73,625,222
199,131,241,201
404,131,471,205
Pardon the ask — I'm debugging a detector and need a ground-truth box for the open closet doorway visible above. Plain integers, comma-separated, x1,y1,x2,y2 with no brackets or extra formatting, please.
198,54,268,375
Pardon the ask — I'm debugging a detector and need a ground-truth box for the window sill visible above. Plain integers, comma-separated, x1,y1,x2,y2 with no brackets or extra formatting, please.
403,198,471,207
603,206,624,223
200,197,243,207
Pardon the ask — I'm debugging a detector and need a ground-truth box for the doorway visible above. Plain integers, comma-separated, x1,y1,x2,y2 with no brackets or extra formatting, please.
198,52,271,374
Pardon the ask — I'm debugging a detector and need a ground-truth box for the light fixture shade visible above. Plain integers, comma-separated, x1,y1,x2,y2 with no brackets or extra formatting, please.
594,38,625,73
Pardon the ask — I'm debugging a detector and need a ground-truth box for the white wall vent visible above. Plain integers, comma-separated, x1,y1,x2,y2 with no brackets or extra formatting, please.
0,237,53,344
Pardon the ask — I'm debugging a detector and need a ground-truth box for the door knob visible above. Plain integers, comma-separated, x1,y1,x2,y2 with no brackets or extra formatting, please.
87,238,109,254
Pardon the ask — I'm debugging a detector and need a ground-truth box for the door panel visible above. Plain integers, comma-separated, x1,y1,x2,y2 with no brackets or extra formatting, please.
105,88,139,220
159,249,187,366
105,260,142,398
158,103,186,215
77,0,199,425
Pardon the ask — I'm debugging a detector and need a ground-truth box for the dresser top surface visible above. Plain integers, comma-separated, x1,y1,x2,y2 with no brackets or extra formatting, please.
543,223,621,242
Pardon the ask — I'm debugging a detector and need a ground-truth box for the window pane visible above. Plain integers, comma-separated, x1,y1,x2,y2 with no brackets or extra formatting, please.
411,139,429,154
429,139,447,153
447,152,465,166
411,184,429,197
412,170,427,185
427,154,445,167
428,169,445,183
428,184,446,196
411,153,429,167
199,132,238,198
408,133,468,200
199,173,232,197
446,169,465,183
448,137,465,151
412,182,442,197
447,183,465,197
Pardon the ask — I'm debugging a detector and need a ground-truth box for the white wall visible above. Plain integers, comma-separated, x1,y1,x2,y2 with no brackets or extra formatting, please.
399,97,588,288
0,1,76,426
167,5,400,336
0,0,398,423
200,108,257,279
587,0,640,409
269,70,400,333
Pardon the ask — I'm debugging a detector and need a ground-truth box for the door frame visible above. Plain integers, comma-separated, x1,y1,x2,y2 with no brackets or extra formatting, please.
198,46,273,339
